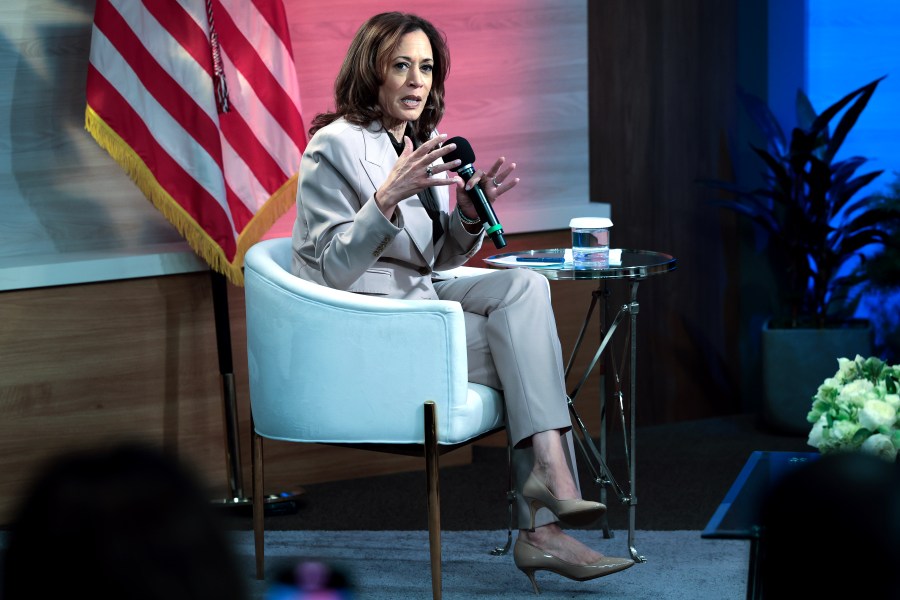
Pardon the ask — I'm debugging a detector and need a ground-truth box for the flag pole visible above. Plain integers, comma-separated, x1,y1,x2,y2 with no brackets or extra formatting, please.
209,270,303,513
210,270,245,501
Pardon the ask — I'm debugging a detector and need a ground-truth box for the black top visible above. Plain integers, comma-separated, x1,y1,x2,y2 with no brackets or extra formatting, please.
387,126,443,245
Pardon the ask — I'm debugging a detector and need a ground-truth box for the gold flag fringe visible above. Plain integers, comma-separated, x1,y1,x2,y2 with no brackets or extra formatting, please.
235,173,297,273
84,106,296,286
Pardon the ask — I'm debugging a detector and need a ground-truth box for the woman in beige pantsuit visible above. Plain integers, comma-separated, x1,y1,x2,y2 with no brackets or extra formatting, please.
290,11,633,593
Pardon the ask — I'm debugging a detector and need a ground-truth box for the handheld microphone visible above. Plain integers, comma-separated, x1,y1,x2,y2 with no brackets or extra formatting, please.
443,136,506,249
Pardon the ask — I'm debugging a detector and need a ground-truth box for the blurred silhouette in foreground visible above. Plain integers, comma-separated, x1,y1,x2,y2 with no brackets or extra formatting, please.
759,451,900,599
1,442,246,600
265,560,354,599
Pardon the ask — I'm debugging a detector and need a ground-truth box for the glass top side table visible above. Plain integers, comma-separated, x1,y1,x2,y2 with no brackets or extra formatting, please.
484,248,676,280
485,248,677,563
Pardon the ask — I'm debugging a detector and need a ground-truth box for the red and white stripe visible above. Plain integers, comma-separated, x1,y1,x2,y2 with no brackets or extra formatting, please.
86,0,305,275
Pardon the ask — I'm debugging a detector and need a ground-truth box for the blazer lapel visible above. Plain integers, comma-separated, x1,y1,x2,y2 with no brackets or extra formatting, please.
359,123,433,262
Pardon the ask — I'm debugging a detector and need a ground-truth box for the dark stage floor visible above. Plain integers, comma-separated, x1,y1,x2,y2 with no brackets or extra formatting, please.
221,412,813,532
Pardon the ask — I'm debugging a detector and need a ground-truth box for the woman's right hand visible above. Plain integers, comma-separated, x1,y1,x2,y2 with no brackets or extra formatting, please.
375,133,461,219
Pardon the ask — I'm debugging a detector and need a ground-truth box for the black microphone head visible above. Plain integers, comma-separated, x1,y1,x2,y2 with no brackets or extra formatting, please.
443,136,475,171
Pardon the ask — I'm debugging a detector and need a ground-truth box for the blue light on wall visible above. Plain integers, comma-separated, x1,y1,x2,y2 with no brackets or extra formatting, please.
807,0,900,195
806,0,900,361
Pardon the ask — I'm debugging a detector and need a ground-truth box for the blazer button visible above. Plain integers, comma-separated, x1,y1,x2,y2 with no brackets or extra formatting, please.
418,266,431,276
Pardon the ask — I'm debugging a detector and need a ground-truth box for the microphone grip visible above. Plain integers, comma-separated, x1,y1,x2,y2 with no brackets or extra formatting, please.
459,166,506,249
469,185,506,249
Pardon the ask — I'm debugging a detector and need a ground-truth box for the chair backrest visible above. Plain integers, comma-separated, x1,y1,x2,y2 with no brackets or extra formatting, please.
243,238,504,446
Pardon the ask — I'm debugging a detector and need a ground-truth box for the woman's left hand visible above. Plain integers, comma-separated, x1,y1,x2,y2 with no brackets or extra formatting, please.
455,156,519,220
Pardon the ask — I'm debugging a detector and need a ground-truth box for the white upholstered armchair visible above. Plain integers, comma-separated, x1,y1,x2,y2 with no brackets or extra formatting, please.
243,237,507,600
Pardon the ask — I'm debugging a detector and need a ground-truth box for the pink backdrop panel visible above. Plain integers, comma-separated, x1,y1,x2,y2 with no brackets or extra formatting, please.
267,0,594,238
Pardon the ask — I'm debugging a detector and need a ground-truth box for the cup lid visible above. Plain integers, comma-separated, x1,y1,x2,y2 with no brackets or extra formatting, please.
569,217,612,229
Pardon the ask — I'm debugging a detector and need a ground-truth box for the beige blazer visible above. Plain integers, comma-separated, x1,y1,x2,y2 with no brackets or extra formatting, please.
291,119,484,300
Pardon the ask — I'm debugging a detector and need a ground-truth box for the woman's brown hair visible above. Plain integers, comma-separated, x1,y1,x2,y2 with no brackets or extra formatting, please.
308,12,450,143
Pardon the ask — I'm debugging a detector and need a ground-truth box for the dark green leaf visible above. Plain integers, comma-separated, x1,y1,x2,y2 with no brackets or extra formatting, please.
832,170,885,215
816,76,886,163
795,88,819,131
738,87,787,156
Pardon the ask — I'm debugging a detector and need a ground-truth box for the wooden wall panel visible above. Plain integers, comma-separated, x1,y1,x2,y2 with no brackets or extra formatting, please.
0,273,475,524
588,1,744,424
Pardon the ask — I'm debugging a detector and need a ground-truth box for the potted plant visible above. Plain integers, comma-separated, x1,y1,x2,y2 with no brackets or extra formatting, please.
706,75,900,434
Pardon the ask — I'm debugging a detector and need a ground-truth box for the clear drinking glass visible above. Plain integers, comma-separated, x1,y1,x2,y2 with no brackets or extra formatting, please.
570,217,612,268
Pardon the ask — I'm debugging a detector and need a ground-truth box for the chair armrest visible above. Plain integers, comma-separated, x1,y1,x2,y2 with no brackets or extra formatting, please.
244,239,472,444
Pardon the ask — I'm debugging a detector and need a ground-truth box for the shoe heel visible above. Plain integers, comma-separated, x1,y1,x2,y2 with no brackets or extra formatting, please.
526,499,542,530
522,472,605,528
519,567,541,594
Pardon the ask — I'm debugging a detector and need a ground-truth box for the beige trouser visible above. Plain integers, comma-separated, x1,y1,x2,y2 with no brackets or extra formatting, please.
434,268,581,529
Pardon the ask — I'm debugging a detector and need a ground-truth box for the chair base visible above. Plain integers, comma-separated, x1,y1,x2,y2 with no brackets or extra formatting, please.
251,403,512,600
252,403,447,600
211,490,304,516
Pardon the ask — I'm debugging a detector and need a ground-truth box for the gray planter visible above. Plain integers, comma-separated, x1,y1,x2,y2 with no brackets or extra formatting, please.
761,319,873,435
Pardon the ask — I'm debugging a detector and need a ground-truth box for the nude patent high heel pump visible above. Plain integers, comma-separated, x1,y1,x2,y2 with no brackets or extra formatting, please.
522,472,606,529
513,538,635,594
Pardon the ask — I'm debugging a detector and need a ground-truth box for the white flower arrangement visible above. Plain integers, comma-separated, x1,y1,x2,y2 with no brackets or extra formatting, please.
807,355,900,461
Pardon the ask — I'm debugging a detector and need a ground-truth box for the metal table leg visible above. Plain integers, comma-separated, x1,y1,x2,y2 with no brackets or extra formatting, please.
626,280,641,562
565,279,646,564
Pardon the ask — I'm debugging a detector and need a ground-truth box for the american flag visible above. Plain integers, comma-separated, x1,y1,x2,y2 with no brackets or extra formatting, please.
85,0,305,285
